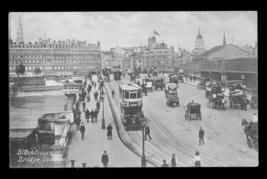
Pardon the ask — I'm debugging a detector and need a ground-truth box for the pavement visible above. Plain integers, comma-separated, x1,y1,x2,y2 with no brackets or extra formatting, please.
65,75,142,168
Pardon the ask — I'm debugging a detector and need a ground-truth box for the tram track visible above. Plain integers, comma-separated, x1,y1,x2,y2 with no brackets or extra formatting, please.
108,78,255,166
152,87,255,158
111,79,224,166
144,107,233,166
106,81,159,167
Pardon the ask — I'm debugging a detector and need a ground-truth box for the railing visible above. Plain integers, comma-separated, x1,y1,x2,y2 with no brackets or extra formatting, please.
63,84,81,90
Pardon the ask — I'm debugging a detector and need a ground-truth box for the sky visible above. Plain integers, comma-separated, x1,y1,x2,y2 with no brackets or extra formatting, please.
9,11,257,51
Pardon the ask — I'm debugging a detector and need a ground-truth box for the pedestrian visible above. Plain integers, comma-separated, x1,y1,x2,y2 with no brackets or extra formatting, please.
80,122,86,140
91,109,95,123
193,75,196,82
161,159,169,167
199,127,205,146
190,76,192,82
112,90,115,98
82,101,86,112
145,126,152,140
96,101,101,111
76,111,81,131
101,150,109,168
193,151,201,167
85,108,90,123
95,108,99,122
107,123,113,140
170,154,177,167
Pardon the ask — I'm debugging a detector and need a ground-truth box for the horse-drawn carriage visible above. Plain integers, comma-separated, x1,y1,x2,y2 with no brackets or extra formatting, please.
241,119,258,150
198,78,210,90
184,102,202,121
205,81,217,97
165,83,179,107
228,84,248,109
153,77,165,91
169,74,179,85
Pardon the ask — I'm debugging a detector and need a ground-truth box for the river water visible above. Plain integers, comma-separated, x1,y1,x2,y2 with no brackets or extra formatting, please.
9,90,66,129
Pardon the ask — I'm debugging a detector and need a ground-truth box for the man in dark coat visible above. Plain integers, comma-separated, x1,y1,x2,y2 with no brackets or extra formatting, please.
171,154,177,167
85,108,90,123
82,101,86,112
101,150,109,167
145,126,152,140
199,127,205,146
161,159,169,167
95,108,99,123
96,101,101,111
107,123,113,140
80,122,86,140
75,110,81,131
91,109,95,123
112,90,115,98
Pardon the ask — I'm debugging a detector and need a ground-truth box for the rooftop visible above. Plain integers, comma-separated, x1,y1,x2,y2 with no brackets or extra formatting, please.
119,83,142,90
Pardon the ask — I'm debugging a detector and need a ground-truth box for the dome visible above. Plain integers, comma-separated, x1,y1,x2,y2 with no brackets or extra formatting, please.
197,34,202,39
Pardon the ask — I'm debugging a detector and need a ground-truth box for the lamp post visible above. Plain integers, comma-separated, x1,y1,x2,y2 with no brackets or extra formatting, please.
101,88,105,129
140,117,146,167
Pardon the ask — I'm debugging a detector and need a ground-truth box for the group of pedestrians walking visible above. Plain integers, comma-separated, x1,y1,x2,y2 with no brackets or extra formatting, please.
79,76,102,140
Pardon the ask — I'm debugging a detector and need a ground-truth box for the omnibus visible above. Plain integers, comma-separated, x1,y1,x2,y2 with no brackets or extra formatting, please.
119,83,144,130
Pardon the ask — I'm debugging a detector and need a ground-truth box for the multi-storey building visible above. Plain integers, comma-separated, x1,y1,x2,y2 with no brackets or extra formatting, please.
9,39,101,76
103,35,176,73
9,16,101,76
141,35,176,73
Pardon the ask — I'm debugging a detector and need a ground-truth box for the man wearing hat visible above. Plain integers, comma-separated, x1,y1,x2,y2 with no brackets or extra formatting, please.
161,159,169,167
199,127,205,146
170,154,177,167
193,151,201,167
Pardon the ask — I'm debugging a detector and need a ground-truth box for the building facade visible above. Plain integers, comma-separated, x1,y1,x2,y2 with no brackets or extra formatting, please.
141,35,176,73
9,38,101,76
9,15,101,76
103,35,177,73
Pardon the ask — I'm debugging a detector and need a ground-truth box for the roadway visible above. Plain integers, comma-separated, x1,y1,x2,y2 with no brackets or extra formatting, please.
107,74,258,167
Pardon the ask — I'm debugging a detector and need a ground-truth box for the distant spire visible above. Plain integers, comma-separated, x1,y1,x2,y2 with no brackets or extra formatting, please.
16,15,24,44
223,31,226,46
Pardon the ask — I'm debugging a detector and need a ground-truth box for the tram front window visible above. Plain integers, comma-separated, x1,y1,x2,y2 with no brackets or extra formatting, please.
130,93,136,98
124,107,140,116
124,91,129,99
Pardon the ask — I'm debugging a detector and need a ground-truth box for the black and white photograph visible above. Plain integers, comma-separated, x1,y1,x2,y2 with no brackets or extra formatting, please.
9,11,258,168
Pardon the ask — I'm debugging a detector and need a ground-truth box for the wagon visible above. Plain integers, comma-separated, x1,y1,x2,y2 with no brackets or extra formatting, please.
185,103,202,121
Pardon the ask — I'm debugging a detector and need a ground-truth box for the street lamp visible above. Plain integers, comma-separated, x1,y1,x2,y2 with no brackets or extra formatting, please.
100,88,105,129
140,117,146,167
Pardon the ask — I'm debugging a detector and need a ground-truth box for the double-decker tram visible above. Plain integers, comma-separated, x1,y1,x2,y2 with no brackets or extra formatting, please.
119,83,144,130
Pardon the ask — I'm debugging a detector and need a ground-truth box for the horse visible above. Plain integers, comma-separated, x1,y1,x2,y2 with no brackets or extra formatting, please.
241,118,258,150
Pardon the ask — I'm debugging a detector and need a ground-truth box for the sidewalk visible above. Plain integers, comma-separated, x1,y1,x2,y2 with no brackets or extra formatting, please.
65,76,141,167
